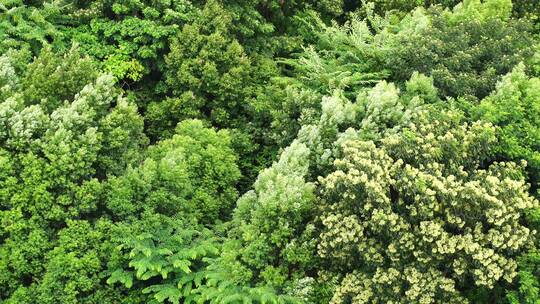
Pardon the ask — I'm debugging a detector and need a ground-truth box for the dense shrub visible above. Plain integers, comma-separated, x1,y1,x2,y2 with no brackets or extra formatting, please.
319,118,537,303
383,0,534,99
476,64,540,192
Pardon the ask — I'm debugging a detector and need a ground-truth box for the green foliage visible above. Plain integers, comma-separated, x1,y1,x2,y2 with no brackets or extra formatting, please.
475,64,540,304
279,15,386,99
139,0,284,190
512,0,540,22
0,55,239,301
107,212,299,303
33,219,129,304
224,74,440,295
21,46,99,112
0,1,64,54
263,1,534,152
353,0,458,16
383,1,535,99
62,0,196,82
449,0,513,22
154,0,253,132
106,119,240,223
0,50,146,301
107,213,218,303
507,251,540,304
262,14,386,148
476,64,540,192
226,140,316,287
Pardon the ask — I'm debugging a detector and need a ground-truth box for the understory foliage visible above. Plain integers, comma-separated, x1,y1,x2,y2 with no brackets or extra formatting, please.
2,0,540,303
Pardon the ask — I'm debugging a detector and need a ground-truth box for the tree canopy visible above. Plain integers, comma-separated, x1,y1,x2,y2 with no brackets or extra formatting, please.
1,0,540,303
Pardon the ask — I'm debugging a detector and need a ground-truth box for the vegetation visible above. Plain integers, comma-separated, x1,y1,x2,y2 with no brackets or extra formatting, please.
1,0,540,303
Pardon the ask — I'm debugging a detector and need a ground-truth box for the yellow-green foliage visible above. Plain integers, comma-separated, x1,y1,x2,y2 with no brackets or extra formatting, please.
106,119,240,223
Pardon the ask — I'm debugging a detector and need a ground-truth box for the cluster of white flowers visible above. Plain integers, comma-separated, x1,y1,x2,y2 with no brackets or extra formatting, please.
0,55,18,98
318,117,539,303
318,213,364,259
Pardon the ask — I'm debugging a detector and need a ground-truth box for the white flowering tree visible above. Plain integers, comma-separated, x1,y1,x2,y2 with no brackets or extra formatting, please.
318,115,538,303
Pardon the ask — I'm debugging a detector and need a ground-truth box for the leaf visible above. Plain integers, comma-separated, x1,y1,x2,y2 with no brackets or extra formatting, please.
222,294,243,303
172,259,192,274
140,270,159,280
107,269,134,288
260,292,278,304
154,284,182,303
182,281,193,297
158,248,174,255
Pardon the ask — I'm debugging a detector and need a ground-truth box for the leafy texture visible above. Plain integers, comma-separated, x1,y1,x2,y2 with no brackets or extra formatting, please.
1,0,540,303
476,64,540,192
106,119,240,223
320,117,537,303
383,0,534,99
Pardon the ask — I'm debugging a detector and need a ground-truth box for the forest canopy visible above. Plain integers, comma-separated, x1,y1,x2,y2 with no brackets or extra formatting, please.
1,0,540,303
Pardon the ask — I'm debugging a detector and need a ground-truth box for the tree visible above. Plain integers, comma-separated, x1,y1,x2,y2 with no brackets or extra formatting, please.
106,119,240,224
0,1,64,55
148,1,253,136
259,13,386,149
383,0,534,100
2,1,540,303
223,74,440,297
33,219,135,304
61,0,197,82
21,46,99,112
318,116,537,303
472,63,540,304
350,0,459,17
475,63,540,193
0,49,146,301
